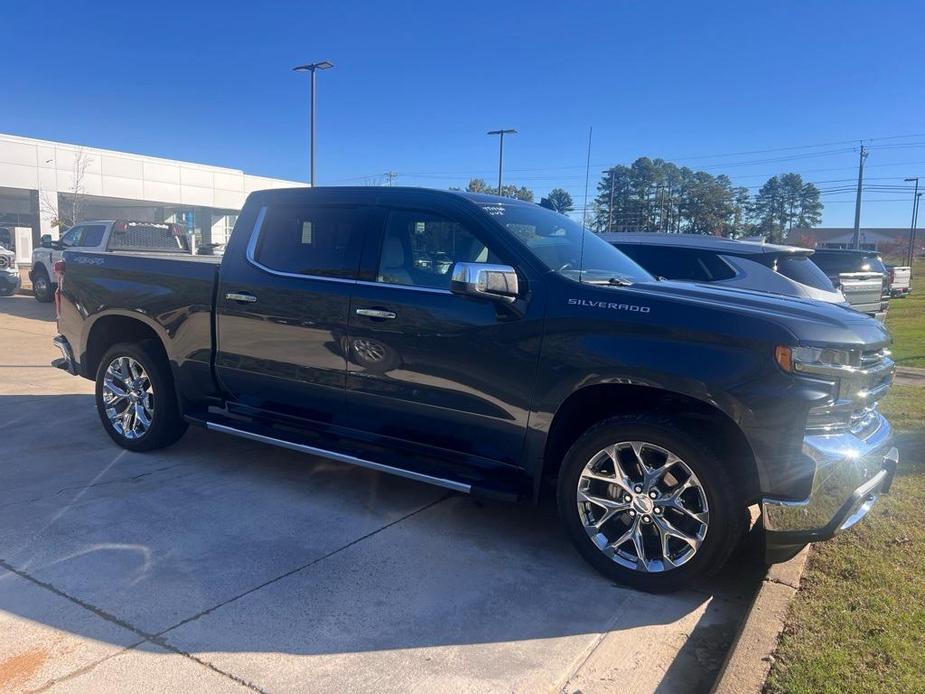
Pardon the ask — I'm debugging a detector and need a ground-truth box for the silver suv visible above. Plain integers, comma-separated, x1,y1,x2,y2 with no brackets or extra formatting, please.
604,233,849,308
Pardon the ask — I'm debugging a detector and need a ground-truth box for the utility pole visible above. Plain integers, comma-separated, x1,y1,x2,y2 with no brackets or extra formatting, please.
904,177,919,265
384,171,398,187
851,144,868,249
487,129,516,195
910,193,922,266
606,169,616,232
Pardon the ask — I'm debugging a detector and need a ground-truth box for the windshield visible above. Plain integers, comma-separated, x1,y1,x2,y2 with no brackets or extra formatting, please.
476,202,653,284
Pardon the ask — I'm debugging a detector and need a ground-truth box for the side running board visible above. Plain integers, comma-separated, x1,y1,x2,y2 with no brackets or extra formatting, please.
196,418,472,494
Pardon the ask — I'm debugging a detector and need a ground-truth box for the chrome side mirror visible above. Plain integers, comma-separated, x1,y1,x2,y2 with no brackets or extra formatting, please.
450,262,519,303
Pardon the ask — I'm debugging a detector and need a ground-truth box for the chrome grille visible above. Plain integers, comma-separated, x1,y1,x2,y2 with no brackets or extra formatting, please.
805,347,894,437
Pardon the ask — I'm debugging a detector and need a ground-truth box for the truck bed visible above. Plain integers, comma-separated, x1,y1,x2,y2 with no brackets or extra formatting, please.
58,249,220,401
837,272,885,316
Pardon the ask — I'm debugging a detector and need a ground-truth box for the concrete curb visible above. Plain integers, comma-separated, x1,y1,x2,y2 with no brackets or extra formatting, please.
710,547,810,694
895,366,925,387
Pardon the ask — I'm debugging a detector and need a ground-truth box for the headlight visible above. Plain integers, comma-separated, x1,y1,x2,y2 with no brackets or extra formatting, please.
774,345,860,374
775,345,866,434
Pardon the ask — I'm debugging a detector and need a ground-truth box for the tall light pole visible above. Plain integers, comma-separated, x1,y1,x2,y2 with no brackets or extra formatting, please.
905,177,919,266
293,60,334,186
487,129,516,195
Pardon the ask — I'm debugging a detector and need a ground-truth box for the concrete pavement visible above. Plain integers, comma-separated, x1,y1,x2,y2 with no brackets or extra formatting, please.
0,294,762,693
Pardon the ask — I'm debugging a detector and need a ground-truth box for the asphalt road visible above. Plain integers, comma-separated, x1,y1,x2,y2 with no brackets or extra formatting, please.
0,294,762,693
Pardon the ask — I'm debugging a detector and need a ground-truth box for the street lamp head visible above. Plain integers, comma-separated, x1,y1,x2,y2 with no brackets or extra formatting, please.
293,60,334,72
487,129,517,136
905,177,919,182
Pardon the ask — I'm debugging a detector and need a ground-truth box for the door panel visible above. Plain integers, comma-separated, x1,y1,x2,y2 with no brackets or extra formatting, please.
344,207,544,466
215,204,370,425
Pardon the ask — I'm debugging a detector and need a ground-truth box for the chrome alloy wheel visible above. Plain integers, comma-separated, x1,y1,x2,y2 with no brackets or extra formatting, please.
353,338,386,362
102,356,154,440
576,441,709,573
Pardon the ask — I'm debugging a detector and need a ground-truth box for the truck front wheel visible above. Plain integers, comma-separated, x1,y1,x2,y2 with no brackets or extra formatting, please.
32,268,54,302
557,415,746,592
95,341,188,452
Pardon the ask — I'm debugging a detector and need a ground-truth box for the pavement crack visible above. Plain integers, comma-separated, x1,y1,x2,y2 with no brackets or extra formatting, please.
0,559,264,692
0,557,159,642
28,639,148,693
156,493,452,640
763,576,799,591
54,463,187,495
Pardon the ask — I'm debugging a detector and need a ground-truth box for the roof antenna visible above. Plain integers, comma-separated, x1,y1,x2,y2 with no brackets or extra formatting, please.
578,126,593,283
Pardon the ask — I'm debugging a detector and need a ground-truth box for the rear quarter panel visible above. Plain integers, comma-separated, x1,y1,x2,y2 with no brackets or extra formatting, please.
58,251,220,402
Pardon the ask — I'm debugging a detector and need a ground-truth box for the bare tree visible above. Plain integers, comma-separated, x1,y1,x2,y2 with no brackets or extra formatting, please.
39,148,92,230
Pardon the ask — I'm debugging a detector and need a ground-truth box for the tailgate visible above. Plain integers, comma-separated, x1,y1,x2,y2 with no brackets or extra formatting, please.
838,272,884,314
892,267,912,290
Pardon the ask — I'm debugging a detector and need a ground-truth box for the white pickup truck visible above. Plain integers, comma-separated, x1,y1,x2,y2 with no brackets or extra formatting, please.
887,265,912,298
30,220,191,302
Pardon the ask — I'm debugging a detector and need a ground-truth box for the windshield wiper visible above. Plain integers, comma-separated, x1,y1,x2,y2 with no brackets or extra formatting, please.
581,276,635,286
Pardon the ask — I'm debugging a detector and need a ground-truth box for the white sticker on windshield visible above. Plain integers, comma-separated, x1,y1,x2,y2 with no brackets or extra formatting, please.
482,205,506,216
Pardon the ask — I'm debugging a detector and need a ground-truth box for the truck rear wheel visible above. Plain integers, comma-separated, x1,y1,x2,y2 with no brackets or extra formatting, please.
95,340,188,452
33,268,54,302
557,415,746,592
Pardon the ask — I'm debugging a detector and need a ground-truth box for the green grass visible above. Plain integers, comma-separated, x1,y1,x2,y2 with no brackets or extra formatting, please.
884,257,925,368
766,262,925,693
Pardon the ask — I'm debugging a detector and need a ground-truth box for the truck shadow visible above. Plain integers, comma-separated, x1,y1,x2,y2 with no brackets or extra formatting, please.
0,293,56,323
0,392,766,692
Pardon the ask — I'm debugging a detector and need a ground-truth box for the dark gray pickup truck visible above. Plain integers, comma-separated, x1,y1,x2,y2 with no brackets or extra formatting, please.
51,187,899,591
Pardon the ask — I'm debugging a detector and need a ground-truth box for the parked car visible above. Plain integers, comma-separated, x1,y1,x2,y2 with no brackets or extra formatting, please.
885,264,912,298
807,249,890,320
196,242,226,256
603,233,848,308
51,188,898,592
0,246,19,296
31,220,191,302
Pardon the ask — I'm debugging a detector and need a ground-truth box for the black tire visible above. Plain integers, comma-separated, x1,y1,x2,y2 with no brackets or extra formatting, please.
95,340,188,452
557,415,747,592
32,267,54,302
349,337,401,373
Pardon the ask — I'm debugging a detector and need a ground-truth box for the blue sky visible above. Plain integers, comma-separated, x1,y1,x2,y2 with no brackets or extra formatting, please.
5,1,925,226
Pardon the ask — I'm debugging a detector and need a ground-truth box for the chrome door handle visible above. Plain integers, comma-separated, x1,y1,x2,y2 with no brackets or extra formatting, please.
226,292,257,303
355,308,397,319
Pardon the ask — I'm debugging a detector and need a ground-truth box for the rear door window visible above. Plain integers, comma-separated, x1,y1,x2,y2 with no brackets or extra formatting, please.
75,224,106,248
254,205,367,278
775,256,836,291
616,245,734,282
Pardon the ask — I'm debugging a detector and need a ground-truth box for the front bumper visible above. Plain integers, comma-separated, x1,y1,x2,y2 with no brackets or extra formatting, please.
52,334,79,375
0,269,20,293
761,414,898,562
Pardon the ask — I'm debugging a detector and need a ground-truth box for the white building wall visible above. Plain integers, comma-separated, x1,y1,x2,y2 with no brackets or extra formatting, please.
0,132,306,243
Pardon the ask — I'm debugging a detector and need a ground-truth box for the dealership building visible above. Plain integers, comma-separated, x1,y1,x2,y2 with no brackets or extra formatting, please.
786,227,917,254
0,132,305,268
